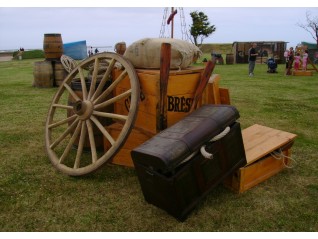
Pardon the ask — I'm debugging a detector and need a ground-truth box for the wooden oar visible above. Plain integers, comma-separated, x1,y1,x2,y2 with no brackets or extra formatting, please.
190,59,216,112
157,43,171,131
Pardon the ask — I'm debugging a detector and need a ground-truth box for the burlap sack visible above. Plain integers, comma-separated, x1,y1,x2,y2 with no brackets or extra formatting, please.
123,38,202,69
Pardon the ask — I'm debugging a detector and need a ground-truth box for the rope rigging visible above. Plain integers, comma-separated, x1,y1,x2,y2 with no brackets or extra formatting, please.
159,7,190,41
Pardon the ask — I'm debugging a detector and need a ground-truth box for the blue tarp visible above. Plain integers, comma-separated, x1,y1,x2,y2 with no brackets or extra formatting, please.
63,40,87,60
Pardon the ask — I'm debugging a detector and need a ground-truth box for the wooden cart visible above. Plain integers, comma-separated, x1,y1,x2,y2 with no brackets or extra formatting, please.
45,49,228,176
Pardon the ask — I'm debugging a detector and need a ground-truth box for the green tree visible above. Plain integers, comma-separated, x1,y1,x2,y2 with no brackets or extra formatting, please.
189,11,216,46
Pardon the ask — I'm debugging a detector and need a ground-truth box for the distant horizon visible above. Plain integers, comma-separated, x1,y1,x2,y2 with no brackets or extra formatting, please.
2,40,317,53
1,7,317,52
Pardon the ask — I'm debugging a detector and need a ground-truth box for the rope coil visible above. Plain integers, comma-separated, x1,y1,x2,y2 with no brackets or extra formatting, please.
270,148,296,168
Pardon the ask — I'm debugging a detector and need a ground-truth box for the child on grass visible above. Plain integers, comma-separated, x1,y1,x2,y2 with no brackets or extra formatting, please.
294,53,301,71
302,50,308,71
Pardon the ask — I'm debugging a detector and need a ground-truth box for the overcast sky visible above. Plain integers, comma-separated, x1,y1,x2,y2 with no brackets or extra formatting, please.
0,1,317,51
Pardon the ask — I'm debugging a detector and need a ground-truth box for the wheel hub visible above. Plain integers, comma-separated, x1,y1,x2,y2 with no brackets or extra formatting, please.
73,100,93,120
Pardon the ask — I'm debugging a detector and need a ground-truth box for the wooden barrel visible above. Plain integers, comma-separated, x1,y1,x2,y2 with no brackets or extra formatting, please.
114,42,126,55
226,54,234,64
43,33,63,60
52,61,67,87
67,80,113,150
33,61,53,88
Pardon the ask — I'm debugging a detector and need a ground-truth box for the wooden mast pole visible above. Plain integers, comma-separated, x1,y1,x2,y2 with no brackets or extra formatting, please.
171,7,174,38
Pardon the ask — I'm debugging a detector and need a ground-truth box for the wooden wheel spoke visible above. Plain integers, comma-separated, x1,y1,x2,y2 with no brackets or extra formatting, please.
61,55,77,73
74,121,87,169
45,52,140,176
78,67,88,100
93,69,128,105
94,89,132,110
93,111,128,121
59,120,82,164
87,58,100,100
90,115,115,146
86,119,98,163
52,104,73,110
48,115,77,129
91,58,116,101
63,82,81,102
50,118,79,149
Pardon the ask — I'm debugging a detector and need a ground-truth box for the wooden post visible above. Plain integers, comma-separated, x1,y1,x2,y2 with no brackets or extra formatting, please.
190,60,216,112
157,43,171,131
171,7,174,38
307,58,318,72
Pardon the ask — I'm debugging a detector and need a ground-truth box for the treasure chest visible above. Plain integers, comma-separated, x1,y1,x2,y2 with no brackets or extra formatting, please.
131,104,247,221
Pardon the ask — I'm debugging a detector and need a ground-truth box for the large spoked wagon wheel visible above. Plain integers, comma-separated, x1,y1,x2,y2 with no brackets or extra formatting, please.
45,52,140,176
60,54,78,73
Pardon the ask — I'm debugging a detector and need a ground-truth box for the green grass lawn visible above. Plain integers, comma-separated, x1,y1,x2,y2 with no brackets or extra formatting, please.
0,58,317,231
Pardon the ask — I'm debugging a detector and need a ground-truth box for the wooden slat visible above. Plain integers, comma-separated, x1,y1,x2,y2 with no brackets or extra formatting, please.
158,43,171,131
242,124,297,165
104,123,154,167
292,71,313,76
201,74,220,105
219,88,231,105
135,66,204,76
190,60,216,112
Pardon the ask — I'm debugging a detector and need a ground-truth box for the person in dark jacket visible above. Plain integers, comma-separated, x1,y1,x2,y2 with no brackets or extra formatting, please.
285,47,294,76
248,43,258,77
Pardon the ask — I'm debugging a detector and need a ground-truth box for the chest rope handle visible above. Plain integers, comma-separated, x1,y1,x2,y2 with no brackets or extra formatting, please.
177,126,231,167
200,126,231,159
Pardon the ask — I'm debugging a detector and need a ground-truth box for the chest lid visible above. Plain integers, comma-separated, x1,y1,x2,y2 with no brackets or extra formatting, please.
131,105,240,172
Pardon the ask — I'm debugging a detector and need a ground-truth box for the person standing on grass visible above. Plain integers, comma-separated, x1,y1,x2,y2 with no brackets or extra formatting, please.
294,52,301,71
248,43,258,77
285,47,294,76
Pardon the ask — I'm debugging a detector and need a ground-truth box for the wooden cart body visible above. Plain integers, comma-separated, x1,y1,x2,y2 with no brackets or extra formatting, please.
106,68,230,167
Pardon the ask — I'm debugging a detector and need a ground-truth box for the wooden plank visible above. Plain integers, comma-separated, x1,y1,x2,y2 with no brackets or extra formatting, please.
158,43,171,131
167,73,200,95
219,88,231,105
190,60,216,112
242,124,297,165
224,148,291,193
292,71,313,76
201,74,221,105
135,66,204,76
307,58,318,72
104,123,154,167
239,149,289,192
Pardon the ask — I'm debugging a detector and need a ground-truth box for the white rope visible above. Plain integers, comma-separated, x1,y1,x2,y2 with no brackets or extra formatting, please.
270,148,296,169
177,126,231,166
200,145,212,159
210,126,231,142
200,126,231,159
177,151,199,166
